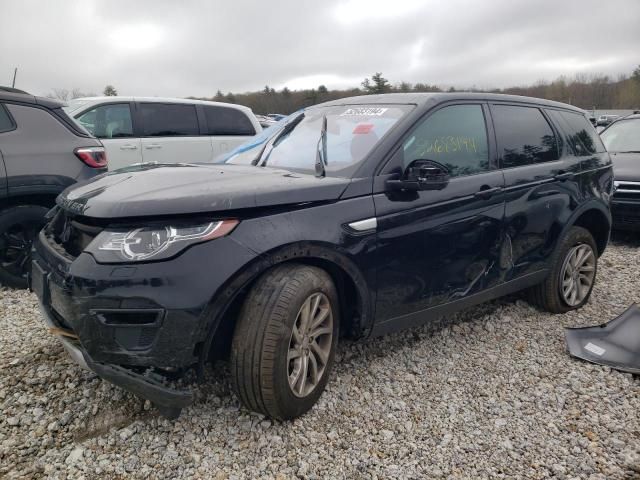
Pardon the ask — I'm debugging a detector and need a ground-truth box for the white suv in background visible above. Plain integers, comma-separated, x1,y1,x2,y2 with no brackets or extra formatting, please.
64,97,262,170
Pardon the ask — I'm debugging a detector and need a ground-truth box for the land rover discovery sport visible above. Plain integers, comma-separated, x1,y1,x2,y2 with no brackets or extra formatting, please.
32,93,613,419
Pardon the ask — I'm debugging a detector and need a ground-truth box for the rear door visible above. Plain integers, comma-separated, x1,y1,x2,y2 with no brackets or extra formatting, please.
0,104,12,201
138,102,212,164
373,102,506,327
202,105,258,159
75,102,142,170
490,103,582,280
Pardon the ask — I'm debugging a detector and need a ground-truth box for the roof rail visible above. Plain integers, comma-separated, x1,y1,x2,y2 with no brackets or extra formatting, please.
0,86,29,94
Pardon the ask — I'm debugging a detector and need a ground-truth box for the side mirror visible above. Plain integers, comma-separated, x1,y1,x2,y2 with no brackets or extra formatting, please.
386,159,450,192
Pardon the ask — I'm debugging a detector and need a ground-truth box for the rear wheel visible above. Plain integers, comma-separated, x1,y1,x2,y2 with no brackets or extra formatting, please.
0,206,49,289
230,264,339,420
529,226,598,313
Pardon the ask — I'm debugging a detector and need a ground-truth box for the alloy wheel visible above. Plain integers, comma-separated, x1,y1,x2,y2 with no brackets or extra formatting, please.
0,223,38,280
560,243,596,307
287,292,334,398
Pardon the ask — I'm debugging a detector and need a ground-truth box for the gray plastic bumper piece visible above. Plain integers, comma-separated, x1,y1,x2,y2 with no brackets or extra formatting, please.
565,304,640,374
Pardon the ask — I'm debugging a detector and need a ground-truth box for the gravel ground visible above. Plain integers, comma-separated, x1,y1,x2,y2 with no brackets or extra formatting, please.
1,234,639,479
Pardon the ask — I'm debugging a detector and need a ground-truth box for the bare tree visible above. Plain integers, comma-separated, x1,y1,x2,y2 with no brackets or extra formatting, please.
48,88,70,101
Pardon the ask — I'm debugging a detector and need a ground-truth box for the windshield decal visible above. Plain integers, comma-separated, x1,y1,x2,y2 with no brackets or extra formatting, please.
341,107,388,116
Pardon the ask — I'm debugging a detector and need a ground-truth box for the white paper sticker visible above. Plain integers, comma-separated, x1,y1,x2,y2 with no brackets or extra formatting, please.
341,107,388,116
584,342,605,356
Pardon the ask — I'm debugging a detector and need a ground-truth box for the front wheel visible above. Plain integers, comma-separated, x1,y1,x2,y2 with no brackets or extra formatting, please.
0,205,49,289
529,226,598,313
230,264,339,420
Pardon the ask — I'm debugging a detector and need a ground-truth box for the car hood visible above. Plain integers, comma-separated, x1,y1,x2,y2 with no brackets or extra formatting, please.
611,152,640,182
58,163,351,219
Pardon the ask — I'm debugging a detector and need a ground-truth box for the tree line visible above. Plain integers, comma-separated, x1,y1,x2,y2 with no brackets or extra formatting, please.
45,67,640,115
46,85,118,101
195,66,640,115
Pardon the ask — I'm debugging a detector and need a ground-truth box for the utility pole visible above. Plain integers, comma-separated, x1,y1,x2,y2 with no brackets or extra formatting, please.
11,68,17,88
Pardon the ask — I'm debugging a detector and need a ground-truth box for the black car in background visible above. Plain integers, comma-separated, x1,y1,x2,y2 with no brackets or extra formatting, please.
32,93,613,420
0,90,106,287
600,113,640,230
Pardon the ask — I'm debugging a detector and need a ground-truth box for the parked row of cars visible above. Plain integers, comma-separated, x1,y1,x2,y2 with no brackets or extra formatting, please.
599,112,640,230
1,88,638,420
0,91,285,286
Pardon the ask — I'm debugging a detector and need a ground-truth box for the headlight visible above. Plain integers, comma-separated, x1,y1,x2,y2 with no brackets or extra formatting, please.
87,219,239,263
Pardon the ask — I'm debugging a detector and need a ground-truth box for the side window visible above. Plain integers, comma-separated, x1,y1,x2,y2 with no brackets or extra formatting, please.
402,104,490,177
547,110,606,155
492,105,559,168
0,104,15,133
140,103,199,137
76,104,133,139
204,106,256,136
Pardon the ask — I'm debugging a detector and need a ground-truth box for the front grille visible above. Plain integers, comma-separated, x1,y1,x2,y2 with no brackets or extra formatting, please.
612,202,640,228
614,181,640,199
47,209,104,259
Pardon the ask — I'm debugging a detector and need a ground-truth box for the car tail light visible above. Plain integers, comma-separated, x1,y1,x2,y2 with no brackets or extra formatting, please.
74,146,107,169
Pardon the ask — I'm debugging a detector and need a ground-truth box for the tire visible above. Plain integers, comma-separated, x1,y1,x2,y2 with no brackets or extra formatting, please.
230,263,339,420
0,205,50,289
529,226,598,313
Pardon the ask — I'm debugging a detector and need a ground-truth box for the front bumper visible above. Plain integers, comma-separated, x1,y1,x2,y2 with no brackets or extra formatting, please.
31,227,257,417
611,199,640,231
38,300,193,416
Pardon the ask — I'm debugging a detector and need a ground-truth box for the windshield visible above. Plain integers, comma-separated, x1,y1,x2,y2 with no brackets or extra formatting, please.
222,105,412,177
63,99,91,114
601,119,640,152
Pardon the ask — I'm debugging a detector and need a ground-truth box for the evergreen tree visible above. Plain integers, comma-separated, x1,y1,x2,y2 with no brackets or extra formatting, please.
103,85,117,96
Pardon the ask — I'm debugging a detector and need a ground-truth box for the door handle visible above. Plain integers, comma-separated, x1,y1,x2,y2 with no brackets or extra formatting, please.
144,144,162,149
474,186,503,199
554,171,574,181
119,144,138,150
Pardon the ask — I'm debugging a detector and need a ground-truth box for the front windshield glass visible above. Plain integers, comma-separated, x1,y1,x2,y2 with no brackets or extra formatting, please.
224,105,412,177
63,99,90,114
601,119,640,152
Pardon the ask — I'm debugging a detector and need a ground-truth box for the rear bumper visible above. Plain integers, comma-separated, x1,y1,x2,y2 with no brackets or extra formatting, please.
38,301,193,413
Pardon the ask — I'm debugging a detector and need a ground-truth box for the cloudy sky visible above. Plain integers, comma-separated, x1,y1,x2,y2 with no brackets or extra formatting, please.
1,0,639,98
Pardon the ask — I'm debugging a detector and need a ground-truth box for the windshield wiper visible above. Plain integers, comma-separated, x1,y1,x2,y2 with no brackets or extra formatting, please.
315,115,328,178
252,112,305,166
615,150,640,154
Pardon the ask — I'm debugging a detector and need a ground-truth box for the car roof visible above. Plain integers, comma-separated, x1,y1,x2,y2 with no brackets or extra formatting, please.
315,92,584,113
71,96,254,113
615,114,640,121
0,90,65,109
0,86,29,94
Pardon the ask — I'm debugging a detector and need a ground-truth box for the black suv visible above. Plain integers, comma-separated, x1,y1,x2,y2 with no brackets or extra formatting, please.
600,113,640,230
32,93,613,420
0,90,106,287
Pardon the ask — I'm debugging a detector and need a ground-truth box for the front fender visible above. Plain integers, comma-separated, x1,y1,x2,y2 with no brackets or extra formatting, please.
196,240,376,373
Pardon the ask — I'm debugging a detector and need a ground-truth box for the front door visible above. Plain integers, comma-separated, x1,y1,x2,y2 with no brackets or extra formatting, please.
373,103,506,328
75,102,142,170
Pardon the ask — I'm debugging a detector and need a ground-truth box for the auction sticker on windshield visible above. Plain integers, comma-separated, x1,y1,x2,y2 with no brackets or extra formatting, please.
341,107,388,116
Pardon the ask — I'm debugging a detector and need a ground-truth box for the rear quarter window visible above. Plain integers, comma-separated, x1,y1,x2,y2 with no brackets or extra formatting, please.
204,106,256,136
0,104,16,133
547,110,606,155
